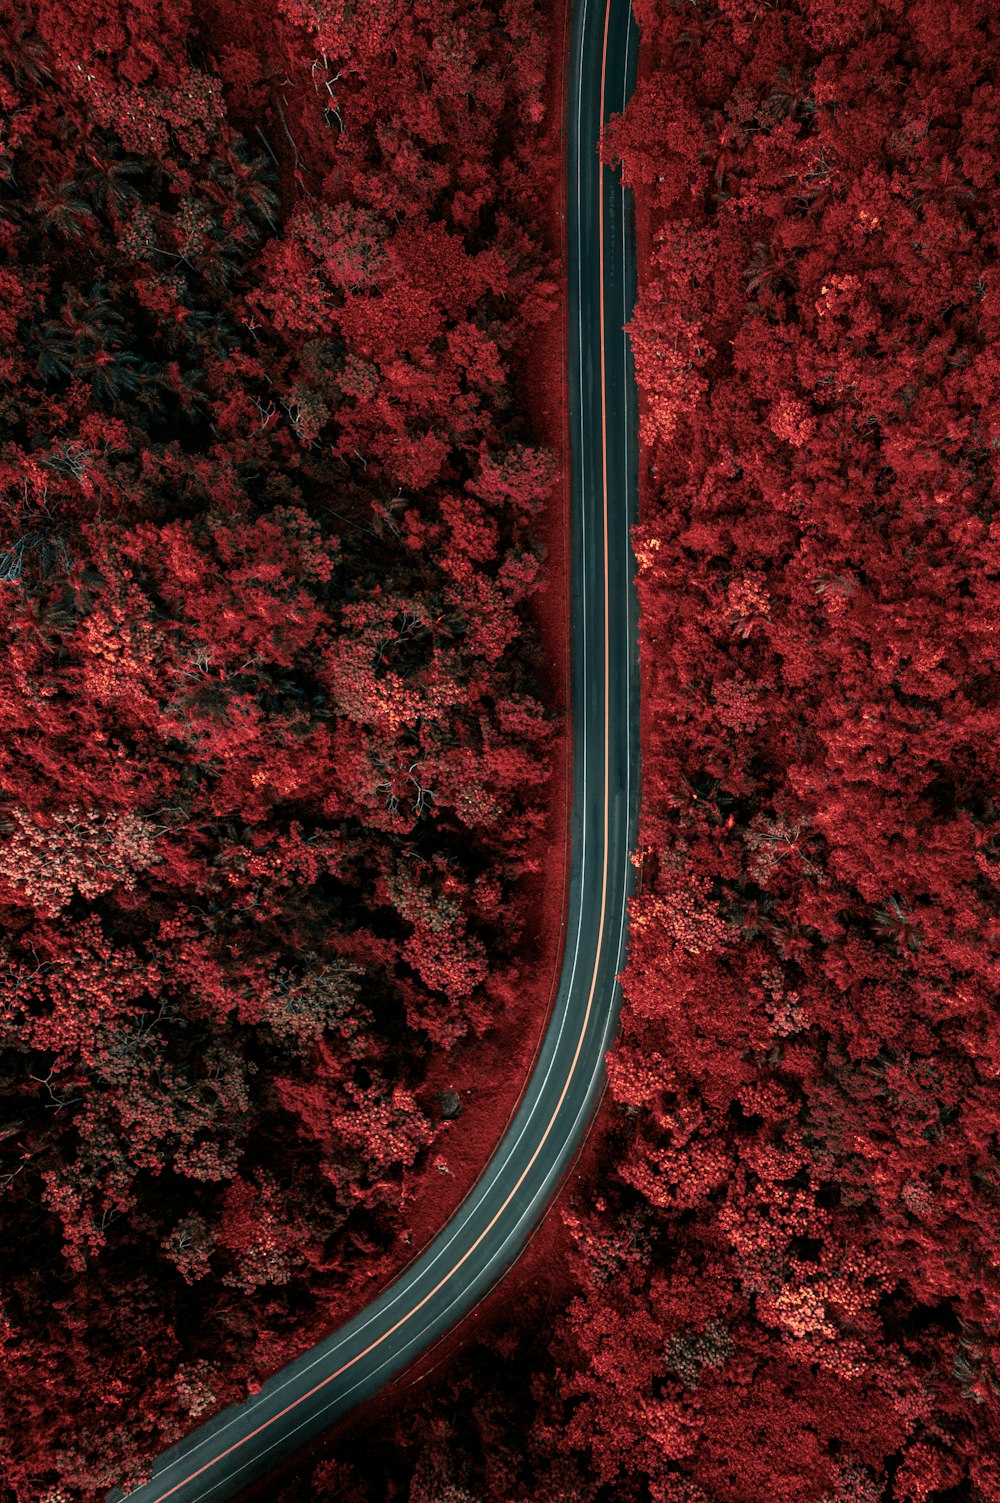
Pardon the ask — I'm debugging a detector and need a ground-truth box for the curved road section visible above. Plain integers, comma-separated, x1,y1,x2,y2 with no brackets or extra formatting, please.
112,3,639,1498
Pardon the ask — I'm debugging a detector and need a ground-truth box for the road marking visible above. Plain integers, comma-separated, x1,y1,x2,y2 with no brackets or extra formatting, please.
130,3,628,1496
151,5,602,1481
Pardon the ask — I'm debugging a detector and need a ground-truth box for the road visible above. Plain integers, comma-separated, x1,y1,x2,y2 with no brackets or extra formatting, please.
112,2,639,1497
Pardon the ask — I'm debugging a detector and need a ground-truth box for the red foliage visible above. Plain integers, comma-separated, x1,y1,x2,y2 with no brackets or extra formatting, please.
550,0,1000,1496
0,0,562,1497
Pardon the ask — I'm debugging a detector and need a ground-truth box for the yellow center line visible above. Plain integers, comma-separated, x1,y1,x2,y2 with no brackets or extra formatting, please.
145,5,618,1496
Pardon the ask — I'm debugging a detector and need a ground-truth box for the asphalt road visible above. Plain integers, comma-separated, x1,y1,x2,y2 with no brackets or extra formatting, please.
112,3,639,1497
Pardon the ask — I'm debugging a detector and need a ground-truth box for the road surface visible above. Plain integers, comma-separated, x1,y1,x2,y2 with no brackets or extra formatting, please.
112,2,639,1496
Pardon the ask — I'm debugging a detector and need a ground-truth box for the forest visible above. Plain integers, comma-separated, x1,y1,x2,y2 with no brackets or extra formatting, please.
276,0,1000,1498
0,0,563,1496
3,0,998,1498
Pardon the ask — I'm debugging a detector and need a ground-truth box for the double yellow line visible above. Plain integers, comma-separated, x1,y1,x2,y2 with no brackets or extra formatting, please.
143,3,617,1495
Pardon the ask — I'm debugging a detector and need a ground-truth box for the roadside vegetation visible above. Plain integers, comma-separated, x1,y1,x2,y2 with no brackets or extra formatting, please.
0,0,560,1495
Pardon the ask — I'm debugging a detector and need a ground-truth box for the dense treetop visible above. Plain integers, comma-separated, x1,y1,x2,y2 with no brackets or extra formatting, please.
0,0,559,1496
